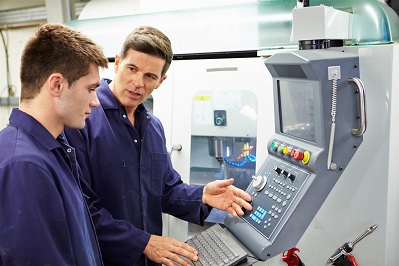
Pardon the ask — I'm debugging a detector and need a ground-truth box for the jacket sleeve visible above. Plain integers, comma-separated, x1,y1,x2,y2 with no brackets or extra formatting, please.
64,128,151,265
81,177,151,265
161,162,213,225
150,119,213,224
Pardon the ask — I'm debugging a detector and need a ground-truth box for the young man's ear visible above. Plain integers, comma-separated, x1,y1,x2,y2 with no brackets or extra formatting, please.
48,73,64,96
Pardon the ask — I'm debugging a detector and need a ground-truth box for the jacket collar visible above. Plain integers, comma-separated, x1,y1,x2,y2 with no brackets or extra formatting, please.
8,108,61,151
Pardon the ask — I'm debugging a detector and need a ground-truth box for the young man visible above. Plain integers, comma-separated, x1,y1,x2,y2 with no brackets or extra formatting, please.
0,23,108,265
65,26,253,266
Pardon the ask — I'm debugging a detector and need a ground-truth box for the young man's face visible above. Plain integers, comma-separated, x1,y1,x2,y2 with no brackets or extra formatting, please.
111,49,166,114
59,63,101,129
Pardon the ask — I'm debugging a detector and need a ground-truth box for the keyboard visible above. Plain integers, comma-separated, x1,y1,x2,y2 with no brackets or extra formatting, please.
186,224,248,266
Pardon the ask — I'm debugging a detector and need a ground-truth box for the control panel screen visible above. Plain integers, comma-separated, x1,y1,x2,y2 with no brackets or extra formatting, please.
278,80,316,143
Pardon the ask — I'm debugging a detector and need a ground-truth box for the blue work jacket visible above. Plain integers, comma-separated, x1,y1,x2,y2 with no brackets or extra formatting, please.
0,109,102,265
65,79,211,266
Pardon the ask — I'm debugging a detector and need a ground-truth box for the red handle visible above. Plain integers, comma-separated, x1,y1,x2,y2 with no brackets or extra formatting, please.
347,254,359,266
282,247,301,266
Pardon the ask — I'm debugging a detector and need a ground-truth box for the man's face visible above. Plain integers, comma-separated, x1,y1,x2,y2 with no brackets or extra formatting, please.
58,63,101,129
111,49,166,114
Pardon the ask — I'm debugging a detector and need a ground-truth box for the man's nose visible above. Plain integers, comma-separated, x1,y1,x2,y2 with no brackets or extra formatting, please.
90,92,100,107
132,73,144,88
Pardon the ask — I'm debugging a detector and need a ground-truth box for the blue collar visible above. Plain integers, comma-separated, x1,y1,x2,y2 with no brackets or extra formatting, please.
8,108,61,151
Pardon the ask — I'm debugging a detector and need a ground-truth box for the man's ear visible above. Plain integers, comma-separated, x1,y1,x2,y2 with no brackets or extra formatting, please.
155,75,167,90
48,73,64,97
114,54,120,73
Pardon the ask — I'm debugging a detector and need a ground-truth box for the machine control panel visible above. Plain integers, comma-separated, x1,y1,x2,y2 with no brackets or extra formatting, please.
224,50,366,261
245,157,310,239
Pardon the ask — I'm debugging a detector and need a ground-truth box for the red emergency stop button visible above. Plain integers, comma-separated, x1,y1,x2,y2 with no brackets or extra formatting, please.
293,150,304,160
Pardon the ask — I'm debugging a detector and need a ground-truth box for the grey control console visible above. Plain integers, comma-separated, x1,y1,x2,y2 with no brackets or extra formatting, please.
224,50,366,261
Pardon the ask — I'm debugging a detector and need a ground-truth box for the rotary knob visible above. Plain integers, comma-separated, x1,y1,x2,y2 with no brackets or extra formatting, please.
252,175,267,191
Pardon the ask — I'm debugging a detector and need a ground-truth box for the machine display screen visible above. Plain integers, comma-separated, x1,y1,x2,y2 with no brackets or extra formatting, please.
278,79,316,143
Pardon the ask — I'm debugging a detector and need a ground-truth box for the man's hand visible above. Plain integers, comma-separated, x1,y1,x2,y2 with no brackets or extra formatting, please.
202,178,252,217
143,235,198,266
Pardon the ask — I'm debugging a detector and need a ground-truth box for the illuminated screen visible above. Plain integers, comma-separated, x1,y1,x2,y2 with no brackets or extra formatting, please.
278,80,316,143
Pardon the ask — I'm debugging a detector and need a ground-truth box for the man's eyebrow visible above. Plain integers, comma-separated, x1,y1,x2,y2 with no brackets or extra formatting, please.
88,82,100,88
126,63,159,79
126,63,138,68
